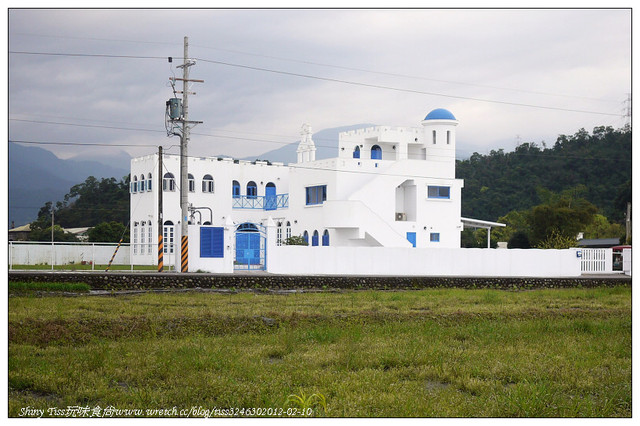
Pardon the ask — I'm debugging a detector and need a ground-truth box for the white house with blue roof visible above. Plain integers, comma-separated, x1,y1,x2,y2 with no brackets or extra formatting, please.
129,108,468,271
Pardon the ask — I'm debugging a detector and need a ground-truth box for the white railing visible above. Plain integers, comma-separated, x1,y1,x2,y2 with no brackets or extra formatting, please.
580,248,613,274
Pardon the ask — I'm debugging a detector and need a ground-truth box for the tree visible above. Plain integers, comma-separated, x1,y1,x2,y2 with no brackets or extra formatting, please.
28,224,79,242
88,221,130,243
34,175,130,228
528,186,597,246
582,214,625,240
508,231,531,249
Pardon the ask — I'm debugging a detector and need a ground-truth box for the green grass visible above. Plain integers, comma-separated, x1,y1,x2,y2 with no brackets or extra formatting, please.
8,287,631,417
9,281,91,293
10,264,159,271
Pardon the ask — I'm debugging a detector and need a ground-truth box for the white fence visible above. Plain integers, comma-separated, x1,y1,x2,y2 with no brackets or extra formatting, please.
9,242,132,270
266,245,583,277
579,248,613,274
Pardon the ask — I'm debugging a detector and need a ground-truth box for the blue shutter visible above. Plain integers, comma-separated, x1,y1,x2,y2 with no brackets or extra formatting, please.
322,232,329,246
312,234,319,246
406,232,416,248
201,227,224,258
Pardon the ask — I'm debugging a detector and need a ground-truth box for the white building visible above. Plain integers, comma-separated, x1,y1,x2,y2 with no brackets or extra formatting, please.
129,108,468,271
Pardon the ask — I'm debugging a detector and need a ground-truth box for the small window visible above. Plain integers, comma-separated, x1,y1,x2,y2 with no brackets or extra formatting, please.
139,174,145,192
202,174,214,193
446,130,451,145
303,231,309,245
371,145,382,160
353,146,360,159
247,181,257,199
305,185,327,205
286,221,292,240
163,221,174,254
133,225,138,254
276,224,283,246
322,230,330,246
147,173,152,192
163,173,176,192
430,232,440,243
132,176,138,193
232,180,241,198
188,174,195,192
428,186,450,199
312,230,319,247
432,130,437,144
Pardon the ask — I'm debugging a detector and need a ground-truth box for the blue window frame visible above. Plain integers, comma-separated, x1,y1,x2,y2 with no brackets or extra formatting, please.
430,232,440,243
353,146,360,159
305,185,327,205
406,232,416,247
322,230,330,246
232,180,241,198
247,181,257,199
200,227,224,258
303,231,309,245
312,230,319,246
371,145,382,160
147,173,152,191
428,186,450,199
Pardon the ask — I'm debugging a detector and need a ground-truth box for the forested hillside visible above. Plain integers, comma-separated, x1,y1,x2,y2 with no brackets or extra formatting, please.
456,126,631,223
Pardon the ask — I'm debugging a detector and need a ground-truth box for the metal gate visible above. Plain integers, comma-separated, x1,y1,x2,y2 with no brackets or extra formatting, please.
234,222,266,270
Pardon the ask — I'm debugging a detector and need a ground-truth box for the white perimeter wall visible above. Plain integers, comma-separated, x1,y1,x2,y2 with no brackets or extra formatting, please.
9,243,131,266
266,245,582,277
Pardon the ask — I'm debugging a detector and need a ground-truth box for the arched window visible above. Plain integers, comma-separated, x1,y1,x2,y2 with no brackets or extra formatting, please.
139,174,145,192
322,230,330,246
303,230,309,245
286,221,292,240
132,175,138,193
312,230,319,247
232,180,241,198
188,174,195,192
353,146,360,159
202,174,214,193
247,181,257,199
133,223,138,254
147,173,152,191
163,220,174,254
371,145,382,160
163,173,175,191
237,222,259,232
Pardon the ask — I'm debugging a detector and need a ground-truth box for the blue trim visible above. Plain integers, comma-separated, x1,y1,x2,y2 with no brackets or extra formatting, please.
406,232,416,248
353,146,360,159
428,186,450,199
430,232,440,243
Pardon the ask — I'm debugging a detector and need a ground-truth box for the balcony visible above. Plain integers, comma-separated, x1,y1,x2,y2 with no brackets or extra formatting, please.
232,194,289,210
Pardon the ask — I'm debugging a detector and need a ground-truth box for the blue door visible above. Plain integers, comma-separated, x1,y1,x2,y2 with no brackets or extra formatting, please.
265,183,277,211
406,232,416,248
236,233,261,266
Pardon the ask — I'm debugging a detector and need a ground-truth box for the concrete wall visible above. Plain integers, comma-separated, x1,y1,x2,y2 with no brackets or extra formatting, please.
9,242,131,266
266,236,582,277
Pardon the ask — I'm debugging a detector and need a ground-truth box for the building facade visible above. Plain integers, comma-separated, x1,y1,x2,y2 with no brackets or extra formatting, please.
130,108,464,270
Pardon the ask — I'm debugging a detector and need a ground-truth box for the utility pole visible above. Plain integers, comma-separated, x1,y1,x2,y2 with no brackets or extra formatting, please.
165,36,203,273
51,202,54,271
158,145,164,272
626,202,631,245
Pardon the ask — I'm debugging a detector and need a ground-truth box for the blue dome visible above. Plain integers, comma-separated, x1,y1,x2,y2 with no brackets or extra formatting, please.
424,108,456,120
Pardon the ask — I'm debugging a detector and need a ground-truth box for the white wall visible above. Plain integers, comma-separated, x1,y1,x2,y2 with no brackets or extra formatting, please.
266,244,582,277
9,243,131,266
186,224,234,274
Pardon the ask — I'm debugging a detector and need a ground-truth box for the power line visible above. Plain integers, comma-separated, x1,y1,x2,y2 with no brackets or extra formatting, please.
9,50,624,117
12,32,621,103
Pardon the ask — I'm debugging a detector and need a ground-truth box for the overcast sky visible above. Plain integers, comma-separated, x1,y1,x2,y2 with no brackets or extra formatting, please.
7,8,632,162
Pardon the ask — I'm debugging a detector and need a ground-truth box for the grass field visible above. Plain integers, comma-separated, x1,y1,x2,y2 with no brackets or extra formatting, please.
8,286,631,417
